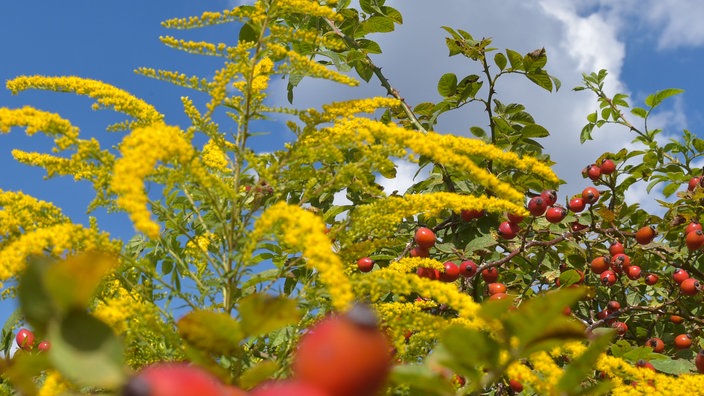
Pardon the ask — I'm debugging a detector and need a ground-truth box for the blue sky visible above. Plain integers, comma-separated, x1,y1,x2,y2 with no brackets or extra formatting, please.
2,1,704,326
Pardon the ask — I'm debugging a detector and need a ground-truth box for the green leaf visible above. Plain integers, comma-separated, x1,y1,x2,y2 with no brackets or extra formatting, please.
44,253,117,312
580,123,595,143
379,6,403,23
178,310,244,355
504,288,587,357
586,112,597,123
526,70,553,91
353,60,374,82
238,293,301,337
470,126,486,138
356,38,382,54
390,363,456,396
359,0,383,14
437,73,458,97
239,22,259,43
662,182,679,197
49,310,124,388
356,16,395,36
494,52,507,71
18,258,55,328
437,327,500,386
650,357,695,375
557,331,613,394
506,49,523,70
645,88,684,108
559,270,582,287
521,124,549,138
238,360,279,389
631,107,647,118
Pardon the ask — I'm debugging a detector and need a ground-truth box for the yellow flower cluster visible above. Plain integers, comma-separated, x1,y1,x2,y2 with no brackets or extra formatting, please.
161,8,245,29
0,106,79,150
135,68,210,92
0,189,68,236
313,97,401,121
185,232,216,274
6,76,163,127
37,370,71,396
356,268,482,321
202,139,230,170
327,117,557,201
93,280,160,335
270,43,358,87
385,257,446,273
348,192,526,240
207,61,249,115
0,223,114,285
159,36,228,57
111,124,196,238
276,0,343,21
246,202,354,311
374,300,449,357
268,25,346,51
251,57,275,94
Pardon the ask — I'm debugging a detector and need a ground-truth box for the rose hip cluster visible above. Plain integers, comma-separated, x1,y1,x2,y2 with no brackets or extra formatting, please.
497,186,599,240
14,328,50,353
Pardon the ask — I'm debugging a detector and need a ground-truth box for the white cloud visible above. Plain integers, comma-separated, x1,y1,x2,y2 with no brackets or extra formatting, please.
642,0,704,49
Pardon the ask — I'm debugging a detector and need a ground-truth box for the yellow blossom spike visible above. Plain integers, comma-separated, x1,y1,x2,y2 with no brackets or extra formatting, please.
0,189,68,236
348,192,527,241
0,106,79,150
6,76,163,127
161,8,247,30
245,202,354,311
275,0,343,21
159,36,229,57
0,223,115,284
111,124,196,238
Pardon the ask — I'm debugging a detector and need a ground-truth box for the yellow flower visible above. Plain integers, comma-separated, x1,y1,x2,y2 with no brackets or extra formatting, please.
246,202,354,311
6,76,163,128
93,280,160,335
0,223,115,285
37,370,71,396
111,123,196,238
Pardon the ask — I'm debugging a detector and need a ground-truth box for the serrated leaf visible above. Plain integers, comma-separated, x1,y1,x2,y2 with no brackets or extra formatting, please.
178,310,244,355
465,234,498,252
437,73,458,97
356,15,395,36
380,6,403,23
650,357,695,375
356,38,382,54
494,52,507,71
506,49,523,70
239,293,300,337
353,60,374,82
49,310,124,388
521,124,549,138
526,70,553,91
